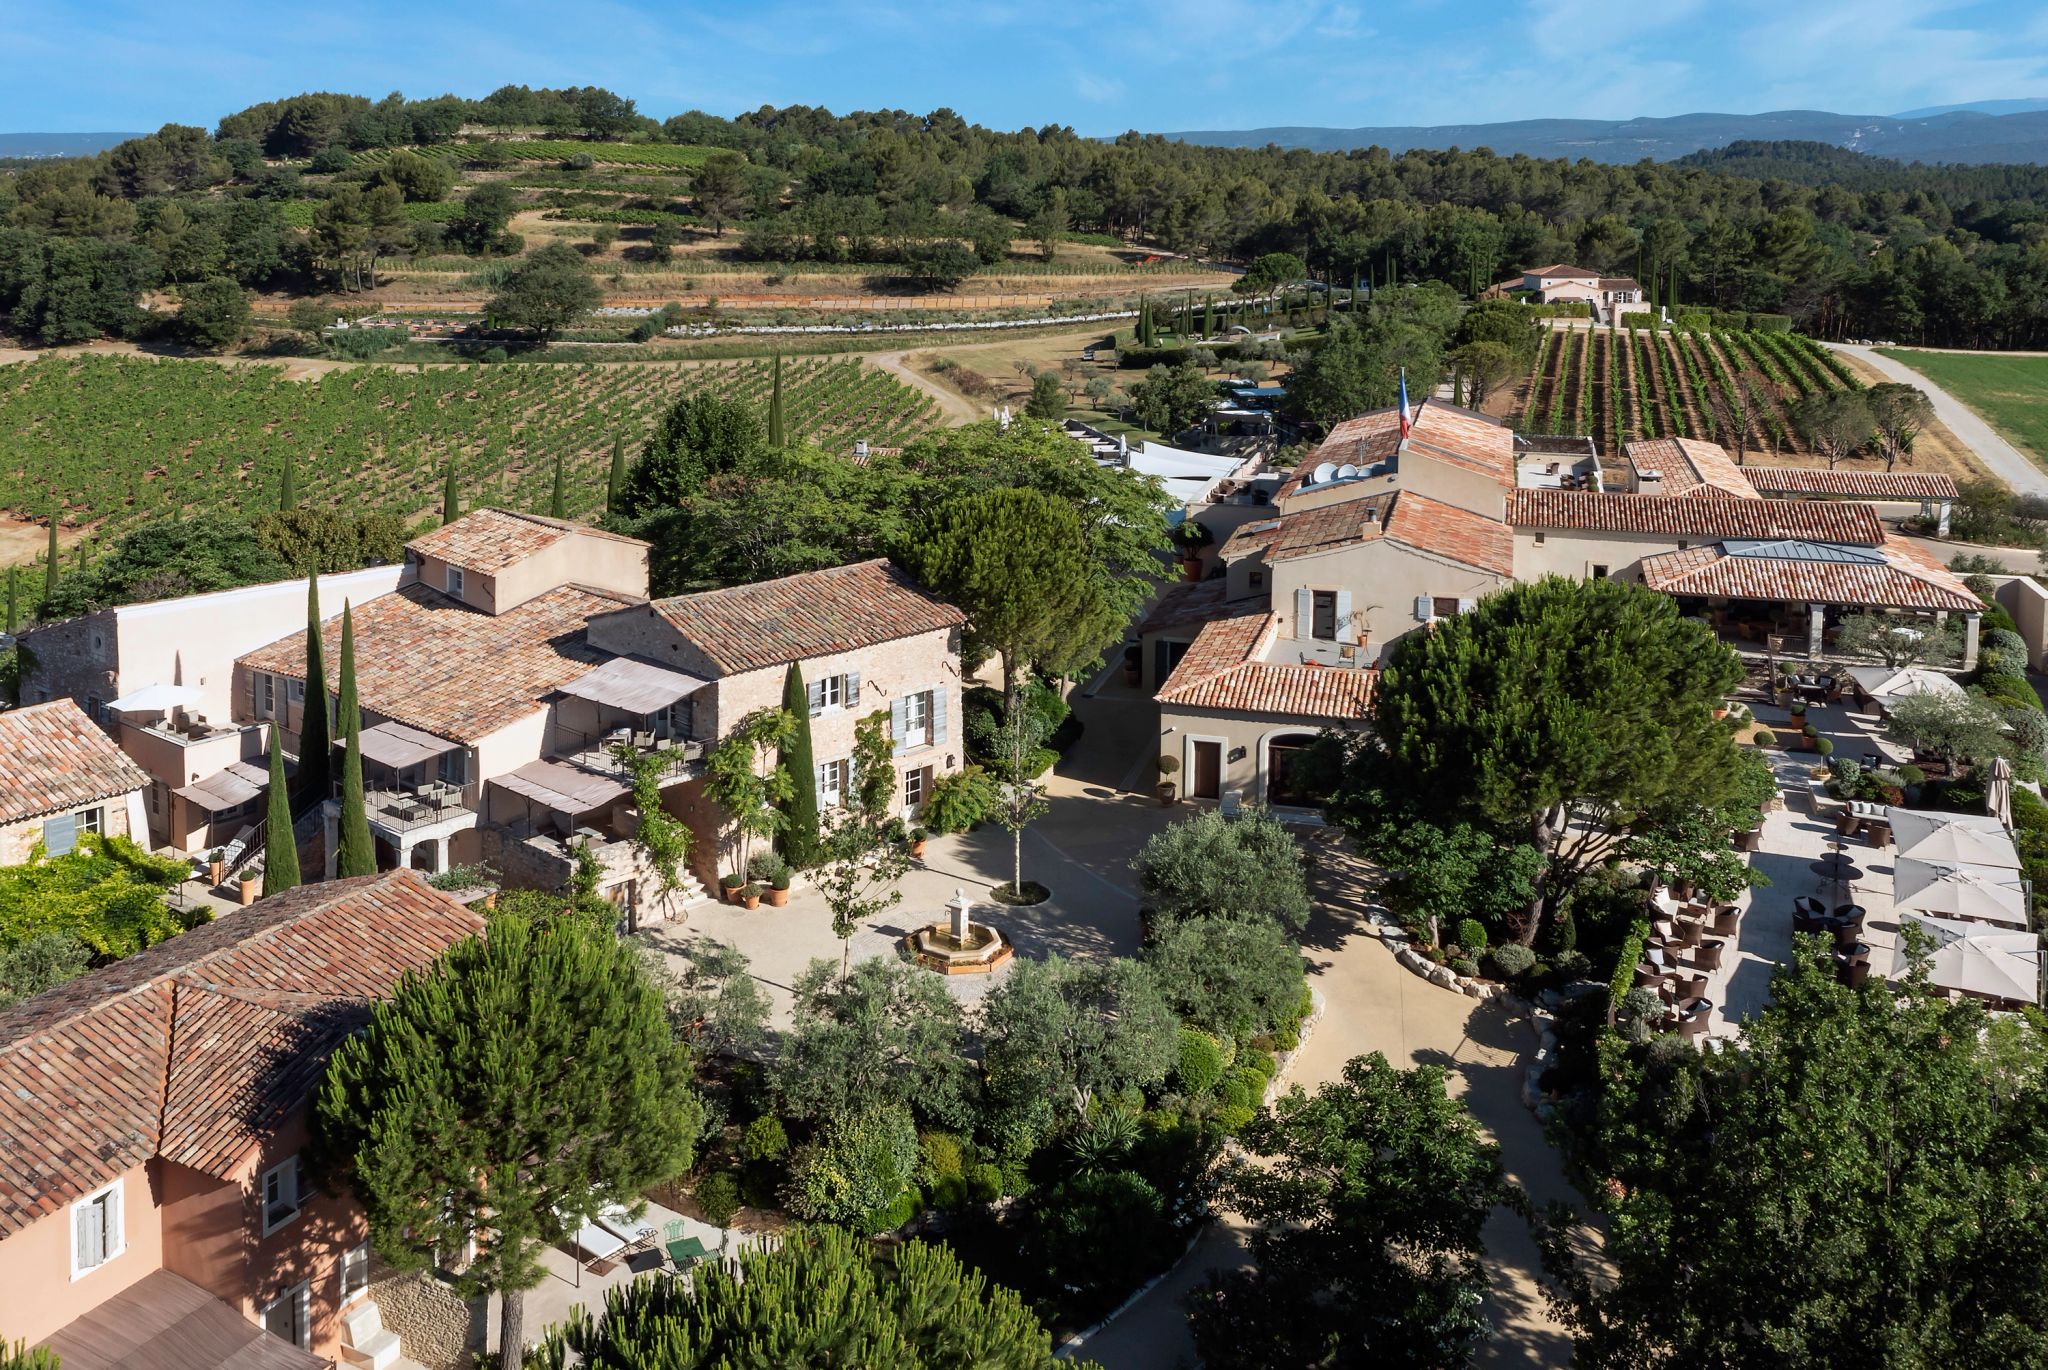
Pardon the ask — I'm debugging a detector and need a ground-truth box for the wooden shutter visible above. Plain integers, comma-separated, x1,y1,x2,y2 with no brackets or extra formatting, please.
806,680,824,714
890,697,908,756
1334,590,1354,643
1456,597,1477,614
1294,588,1313,637
75,1200,98,1270
932,690,949,748
1414,595,1433,622
105,1184,120,1257
843,670,861,705
44,812,77,857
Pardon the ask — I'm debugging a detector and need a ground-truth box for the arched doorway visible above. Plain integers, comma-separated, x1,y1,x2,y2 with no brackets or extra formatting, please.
1264,733,1322,809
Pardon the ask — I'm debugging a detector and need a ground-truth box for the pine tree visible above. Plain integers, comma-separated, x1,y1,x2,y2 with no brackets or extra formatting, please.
333,602,376,879
442,464,460,524
297,575,333,808
42,516,58,608
262,726,301,896
549,453,567,519
777,663,822,869
315,918,703,1370
767,354,786,448
606,435,626,515
279,449,298,511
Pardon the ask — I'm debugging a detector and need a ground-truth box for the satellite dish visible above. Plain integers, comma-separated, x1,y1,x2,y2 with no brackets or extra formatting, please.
1336,463,1359,479
1312,461,1338,485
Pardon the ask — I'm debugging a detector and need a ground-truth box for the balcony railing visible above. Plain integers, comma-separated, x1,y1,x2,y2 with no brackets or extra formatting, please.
360,784,478,835
551,725,704,780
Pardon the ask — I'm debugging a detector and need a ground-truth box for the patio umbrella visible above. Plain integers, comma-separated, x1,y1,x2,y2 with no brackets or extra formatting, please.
1892,858,2030,927
1987,756,2014,832
1893,912,2042,1005
1890,810,2020,869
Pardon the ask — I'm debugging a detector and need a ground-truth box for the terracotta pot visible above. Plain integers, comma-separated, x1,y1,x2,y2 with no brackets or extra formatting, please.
207,860,225,886
1157,781,1177,807
720,882,743,904
767,887,790,908
742,892,762,910
238,875,259,906
1181,556,1201,582
910,840,928,859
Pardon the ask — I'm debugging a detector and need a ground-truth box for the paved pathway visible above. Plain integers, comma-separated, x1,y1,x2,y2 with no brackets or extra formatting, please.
1829,344,2048,497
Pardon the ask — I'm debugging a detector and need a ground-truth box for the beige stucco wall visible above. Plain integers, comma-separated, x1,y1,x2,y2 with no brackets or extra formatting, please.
0,1161,164,1347
1269,541,1508,664
411,530,648,618
1511,526,1690,582
1993,575,2048,670
1392,457,1508,521
1159,706,1363,808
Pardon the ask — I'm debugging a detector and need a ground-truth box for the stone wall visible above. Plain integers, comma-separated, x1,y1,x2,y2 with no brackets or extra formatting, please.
0,796,140,866
363,1260,484,1370
17,610,118,709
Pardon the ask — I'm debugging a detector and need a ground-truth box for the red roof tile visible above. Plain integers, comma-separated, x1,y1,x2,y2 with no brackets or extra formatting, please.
1236,493,1512,577
1744,467,1961,501
1136,578,1234,635
643,560,962,677
0,871,483,1236
0,700,150,826
1524,264,1599,279
1625,438,1762,499
1384,492,1516,576
239,582,637,744
1404,403,1517,488
1636,538,1981,612
1155,604,1375,721
1508,489,1885,544
407,509,646,576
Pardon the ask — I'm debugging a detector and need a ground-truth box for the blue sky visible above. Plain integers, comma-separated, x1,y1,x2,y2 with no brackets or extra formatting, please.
5,0,2047,134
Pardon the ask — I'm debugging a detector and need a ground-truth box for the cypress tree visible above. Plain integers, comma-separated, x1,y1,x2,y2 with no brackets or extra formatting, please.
1203,296,1215,337
298,575,332,808
442,464,460,524
767,354,786,448
262,725,301,896
42,516,58,608
549,453,567,519
777,663,822,869
4,566,18,634
279,449,298,511
1669,263,1680,312
606,434,627,515
334,602,376,878
1452,371,1465,407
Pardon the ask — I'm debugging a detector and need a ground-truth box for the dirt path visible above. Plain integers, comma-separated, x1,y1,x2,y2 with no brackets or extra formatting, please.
869,349,982,426
1832,344,2042,495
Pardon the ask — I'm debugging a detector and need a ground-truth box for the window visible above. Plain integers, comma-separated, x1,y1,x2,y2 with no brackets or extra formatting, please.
447,565,465,597
339,1242,371,1306
261,1156,301,1235
904,765,930,813
438,748,470,787
1590,564,1609,580
901,690,932,749
1432,597,1460,619
79,808,103,836
1249,569,1266,590
808,673,857,715
1533,530,1546,546
71,1179,124,1278
148,784,163,816
261,1282,310,1349
258,673,276,719
288,678,304,702
1310,590,1338,641
1677,541,1690,551
85,694,104,723
816,758,849,809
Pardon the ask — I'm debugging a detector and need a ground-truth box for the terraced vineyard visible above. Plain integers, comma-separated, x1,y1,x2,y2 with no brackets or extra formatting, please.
1516,326,1861,457
0,355,939,540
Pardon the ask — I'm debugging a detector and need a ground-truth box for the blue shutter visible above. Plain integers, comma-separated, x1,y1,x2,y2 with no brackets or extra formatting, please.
933,690,949,748
44,813,78,857
890,696,908,756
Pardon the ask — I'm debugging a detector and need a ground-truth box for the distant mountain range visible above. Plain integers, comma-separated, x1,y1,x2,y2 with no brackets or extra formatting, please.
0,132,141,158
1159,105,2048,165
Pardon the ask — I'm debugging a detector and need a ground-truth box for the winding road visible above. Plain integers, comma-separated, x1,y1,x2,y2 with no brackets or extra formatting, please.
1828,344,2048,497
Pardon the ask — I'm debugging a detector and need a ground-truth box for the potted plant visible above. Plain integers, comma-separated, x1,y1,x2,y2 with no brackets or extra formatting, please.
740,882,763,911
206,848,226,886
908,826,929,859
749,853,793,907
1156,754,1180,806
768,868,792,906
238,863,261,906
719,871,744,904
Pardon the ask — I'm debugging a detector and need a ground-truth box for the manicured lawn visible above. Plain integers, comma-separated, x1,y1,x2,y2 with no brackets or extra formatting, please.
1877,349,2048,465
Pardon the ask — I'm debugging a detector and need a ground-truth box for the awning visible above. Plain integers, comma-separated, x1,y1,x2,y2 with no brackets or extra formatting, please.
1893,913,2041,1005
108,683,202,713
559,657,707,714
359,720,460,770
1845,665,1965,706
42,1268,327,1370
1889,809,2021,870
1892,857,2030,927
173,761,268,813
493,759,630,815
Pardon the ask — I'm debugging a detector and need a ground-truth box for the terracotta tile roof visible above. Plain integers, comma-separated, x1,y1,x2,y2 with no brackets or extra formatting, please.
0,700,150,826
1269,497,1398,560
643,559,962,677
1136,578,1234,635
1744,467,1961,501
239,582,638,743
1637,537,1982,612
1277,410,1403,499
406,509,646,576
1403,403,1517,488
1599,277,1643,290
1384,493,1516,576
1219,518,1284,562
1525,264,1599,278
0,871,483,1237
1625,438,1762,499
1156,604,1375,721
1508,489,1885,545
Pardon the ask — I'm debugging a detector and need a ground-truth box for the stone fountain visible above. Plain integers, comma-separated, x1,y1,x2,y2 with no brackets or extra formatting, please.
906,888,1013,975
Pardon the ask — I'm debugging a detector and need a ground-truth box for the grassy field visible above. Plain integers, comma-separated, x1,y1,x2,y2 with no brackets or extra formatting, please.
1876,350,2048,466
0,353,938,547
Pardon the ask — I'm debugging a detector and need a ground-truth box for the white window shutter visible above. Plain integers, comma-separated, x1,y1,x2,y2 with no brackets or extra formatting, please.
844,670,861,704
890,697,908,756
1294,588,1313,637
1456,597,1477,614
1415,595,1433,622
933,690,949,747
106,1185,120,1255
75,1201,96,1269
1334,590,1354,642
806,680,824,713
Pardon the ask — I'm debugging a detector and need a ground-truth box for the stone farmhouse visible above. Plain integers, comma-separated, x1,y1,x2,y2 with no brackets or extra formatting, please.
1484,262,1646,320
0,699,151,866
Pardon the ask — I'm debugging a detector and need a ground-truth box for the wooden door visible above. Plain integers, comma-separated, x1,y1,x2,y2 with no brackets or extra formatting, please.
1191,740,1222,800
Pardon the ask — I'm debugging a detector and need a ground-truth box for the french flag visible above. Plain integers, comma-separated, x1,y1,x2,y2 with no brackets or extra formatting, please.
1398,368,1412,438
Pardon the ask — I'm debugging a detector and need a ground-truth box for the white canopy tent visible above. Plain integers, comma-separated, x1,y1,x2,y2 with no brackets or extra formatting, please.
1892,857,2030,927
108,683,203,713
1893,912,2042,1006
